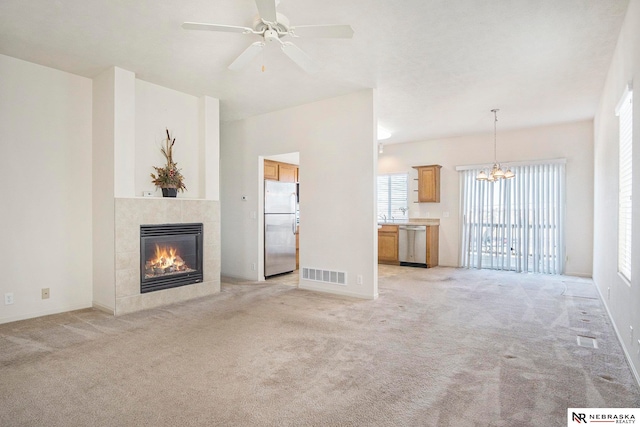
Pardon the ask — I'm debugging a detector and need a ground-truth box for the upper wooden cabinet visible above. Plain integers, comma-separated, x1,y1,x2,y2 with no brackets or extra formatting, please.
279,163,297,183
264,160,279,180
264,160,299,182
413,165,442,203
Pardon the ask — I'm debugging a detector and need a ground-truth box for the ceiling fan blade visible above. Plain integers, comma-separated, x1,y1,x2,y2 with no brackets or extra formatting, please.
228,42,265,70
255,0,278,23
182,22,253,34
290,24,354,39
280,42,318,74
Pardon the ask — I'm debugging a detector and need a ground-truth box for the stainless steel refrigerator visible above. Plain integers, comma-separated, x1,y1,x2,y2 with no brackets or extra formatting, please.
264,180,297,277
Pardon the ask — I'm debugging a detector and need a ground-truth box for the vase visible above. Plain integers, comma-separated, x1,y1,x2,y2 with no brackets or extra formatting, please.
161,187,178,198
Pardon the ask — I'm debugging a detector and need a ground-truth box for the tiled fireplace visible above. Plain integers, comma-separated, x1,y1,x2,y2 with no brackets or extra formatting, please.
113,198,220,315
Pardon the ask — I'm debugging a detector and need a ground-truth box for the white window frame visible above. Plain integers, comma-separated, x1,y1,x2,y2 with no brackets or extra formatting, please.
377,173,409,222
616,84,633,284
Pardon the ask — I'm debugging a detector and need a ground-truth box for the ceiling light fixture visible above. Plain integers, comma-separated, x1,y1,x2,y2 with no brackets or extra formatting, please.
378,126,391,140
477,109,515,182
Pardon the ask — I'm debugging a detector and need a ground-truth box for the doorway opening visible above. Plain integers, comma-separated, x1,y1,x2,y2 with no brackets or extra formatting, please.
261,152,300,283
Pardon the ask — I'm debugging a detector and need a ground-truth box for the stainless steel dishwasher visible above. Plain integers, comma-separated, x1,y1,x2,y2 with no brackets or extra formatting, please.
398,225,427,267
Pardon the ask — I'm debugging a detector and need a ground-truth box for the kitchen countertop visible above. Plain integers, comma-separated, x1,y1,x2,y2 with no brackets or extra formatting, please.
377,218,440,226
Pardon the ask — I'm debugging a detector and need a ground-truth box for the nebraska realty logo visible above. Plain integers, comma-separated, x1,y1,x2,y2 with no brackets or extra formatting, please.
568,408,639,424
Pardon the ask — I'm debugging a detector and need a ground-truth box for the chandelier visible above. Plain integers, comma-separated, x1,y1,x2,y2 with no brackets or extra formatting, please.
476,109,515,181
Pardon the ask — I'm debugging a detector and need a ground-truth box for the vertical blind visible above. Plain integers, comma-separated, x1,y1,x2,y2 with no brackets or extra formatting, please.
459,162,566,274
377,174,408,220
617,87,633,282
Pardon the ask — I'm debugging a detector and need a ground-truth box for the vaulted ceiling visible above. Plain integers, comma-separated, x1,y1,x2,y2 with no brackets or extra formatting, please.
0,0,629,143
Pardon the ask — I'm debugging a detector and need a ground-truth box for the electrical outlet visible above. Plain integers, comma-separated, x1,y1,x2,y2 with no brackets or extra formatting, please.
631,326,634,341
607,287,611,300
251,263,256,271
5,293,14,305
357,275,363,285
42,288,50,299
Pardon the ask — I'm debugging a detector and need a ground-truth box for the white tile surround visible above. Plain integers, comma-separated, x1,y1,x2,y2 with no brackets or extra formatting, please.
114,198,220,315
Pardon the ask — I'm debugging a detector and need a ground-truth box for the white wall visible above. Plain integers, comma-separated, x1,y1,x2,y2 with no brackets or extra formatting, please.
135,80,201,198
379,120,594,276
593,0,640,383
92,67,117,312
221,90,378,299
114,68,136,198
200,96,220,201
1,54,93,323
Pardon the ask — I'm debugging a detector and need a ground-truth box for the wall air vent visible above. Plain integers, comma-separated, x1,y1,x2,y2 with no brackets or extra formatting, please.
302,267,346,285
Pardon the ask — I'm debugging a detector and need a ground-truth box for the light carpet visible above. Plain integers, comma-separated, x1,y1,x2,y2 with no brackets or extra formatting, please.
1,266,638,426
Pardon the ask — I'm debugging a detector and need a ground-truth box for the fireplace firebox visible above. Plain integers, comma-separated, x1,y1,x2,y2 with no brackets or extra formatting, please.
140,223,203,293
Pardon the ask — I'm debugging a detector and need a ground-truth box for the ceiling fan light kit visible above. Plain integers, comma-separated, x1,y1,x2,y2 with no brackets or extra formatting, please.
476,109,515,182
182,0,353,73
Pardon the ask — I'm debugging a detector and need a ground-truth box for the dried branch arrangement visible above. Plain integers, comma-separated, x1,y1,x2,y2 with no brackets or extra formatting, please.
150,129,187,192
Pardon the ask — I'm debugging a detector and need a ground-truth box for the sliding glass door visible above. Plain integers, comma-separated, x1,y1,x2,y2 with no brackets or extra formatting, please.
459,162,565,274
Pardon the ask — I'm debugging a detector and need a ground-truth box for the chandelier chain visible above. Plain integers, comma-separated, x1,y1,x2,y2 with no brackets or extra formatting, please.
492,108,499,163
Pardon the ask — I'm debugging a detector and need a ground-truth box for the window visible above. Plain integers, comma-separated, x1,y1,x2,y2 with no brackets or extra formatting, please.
377,174,408,221
617,86,633,282
459,161,565,274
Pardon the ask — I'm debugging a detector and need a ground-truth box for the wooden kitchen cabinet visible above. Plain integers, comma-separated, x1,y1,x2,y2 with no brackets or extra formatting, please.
378,223,439,267
279,163,297,182
413,165,442,203
426,225,439,267
264,160,279,180
264,160,298,182
378,224,399,265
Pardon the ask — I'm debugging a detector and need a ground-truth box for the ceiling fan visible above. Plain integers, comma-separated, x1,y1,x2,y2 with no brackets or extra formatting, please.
182,0,354,73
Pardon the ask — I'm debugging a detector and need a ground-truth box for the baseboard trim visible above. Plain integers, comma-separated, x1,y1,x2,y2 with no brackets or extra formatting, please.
221,273,260,282
92,302,115,315
564,271,593,278
0,303,92,325
299,281,377,300
593,278,640,390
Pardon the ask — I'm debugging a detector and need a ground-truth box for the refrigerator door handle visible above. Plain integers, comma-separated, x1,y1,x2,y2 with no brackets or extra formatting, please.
291,192,297,235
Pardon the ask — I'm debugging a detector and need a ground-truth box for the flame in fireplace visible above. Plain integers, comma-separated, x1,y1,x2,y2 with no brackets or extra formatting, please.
145,244,190,277
152,244,184,268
